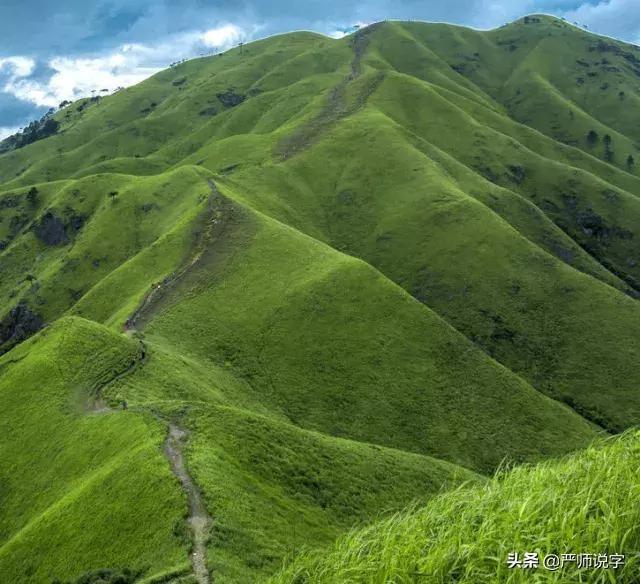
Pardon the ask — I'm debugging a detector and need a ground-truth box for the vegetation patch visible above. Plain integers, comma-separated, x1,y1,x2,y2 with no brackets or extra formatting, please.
33,209,85,246
0,113,59,154
269,432,640,584
52,567,142,584
0,302,44,354
216,89,246,107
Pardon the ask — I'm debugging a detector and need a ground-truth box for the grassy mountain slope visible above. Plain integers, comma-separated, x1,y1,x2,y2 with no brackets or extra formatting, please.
0,14,639,584
225,98,640,431
0,314,479,583
112,357,481,582
269,431,640,584
0,318,187,582
84,187,596,579
133,193,597,472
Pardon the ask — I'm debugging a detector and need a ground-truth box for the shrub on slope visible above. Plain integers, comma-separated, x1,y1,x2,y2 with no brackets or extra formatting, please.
270,431,640,583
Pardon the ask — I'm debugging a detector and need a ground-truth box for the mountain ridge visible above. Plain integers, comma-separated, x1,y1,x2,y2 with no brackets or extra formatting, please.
0,15,639,583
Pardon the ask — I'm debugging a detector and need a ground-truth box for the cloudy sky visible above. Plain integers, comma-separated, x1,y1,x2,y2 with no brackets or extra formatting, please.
0,0,638,138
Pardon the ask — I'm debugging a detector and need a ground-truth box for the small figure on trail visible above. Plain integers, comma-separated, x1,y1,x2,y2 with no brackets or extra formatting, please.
122,399,128,410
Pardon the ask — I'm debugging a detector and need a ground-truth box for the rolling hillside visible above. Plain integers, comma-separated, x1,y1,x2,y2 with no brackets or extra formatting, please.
0,14,639,583
269,430,640,583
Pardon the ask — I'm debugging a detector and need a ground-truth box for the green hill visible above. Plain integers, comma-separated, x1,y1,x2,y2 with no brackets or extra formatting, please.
268,430,640,583
0,14,639,584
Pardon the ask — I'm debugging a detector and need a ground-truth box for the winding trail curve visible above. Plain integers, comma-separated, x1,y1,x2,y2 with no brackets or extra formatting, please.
164,424,213,584
86,340,214,581
87,179,225,582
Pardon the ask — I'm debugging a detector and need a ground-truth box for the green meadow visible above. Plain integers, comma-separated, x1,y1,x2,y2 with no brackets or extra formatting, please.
1,14,639,583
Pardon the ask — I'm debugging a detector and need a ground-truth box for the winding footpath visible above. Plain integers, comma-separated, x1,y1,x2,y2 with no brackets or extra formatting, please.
84,180,227,581
125,179,223,332
87,339,213,582
276,23,381,160
164,424,212,584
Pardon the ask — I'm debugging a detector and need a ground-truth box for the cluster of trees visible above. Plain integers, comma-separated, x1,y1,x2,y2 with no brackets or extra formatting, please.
586,130,636,170
0,85,116,154
0,108,60,153
0,86,114,154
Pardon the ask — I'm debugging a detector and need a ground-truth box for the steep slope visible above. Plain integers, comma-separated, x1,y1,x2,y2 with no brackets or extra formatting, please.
225,99,640,431
67,181,598,579
130,190,597,472
0,318,187,582
0,14,639,584
0,314,480,583
269,431,640,584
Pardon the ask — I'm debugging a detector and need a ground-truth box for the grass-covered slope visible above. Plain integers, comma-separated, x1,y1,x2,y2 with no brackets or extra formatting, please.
136,194,597,473
0,318,187,582
97,191,596,579
269,431,640,584
0,313,480,584
0,13,639,584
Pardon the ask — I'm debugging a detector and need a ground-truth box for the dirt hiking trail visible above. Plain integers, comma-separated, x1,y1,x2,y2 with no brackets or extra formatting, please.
164,424,213,584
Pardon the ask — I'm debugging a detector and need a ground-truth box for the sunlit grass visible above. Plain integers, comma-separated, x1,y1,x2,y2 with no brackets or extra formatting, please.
270,431,640,583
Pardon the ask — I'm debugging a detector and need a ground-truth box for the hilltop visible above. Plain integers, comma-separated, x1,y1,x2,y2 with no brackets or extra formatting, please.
0,15,639,583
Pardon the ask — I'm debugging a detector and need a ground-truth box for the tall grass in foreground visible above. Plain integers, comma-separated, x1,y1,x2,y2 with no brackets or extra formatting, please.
270,431,640,583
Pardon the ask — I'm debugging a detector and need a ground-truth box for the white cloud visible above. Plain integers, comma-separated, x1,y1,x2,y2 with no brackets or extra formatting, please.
201,24,246,48
0,23,252,109
327,22,373,39
2,52,159,107
0,56,36,78
563,0,640,44
0,126,21,140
